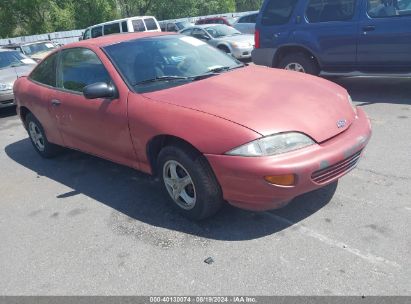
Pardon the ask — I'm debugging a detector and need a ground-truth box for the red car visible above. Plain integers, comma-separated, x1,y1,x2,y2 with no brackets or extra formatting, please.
195,17,236,26
13,32,372,220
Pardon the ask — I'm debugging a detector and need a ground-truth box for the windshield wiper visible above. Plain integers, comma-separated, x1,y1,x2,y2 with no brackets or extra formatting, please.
208,64,245,74
208,66,231,73
135,76,190,86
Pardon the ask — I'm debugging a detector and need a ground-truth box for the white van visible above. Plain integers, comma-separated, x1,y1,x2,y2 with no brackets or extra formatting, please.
82,16,161,40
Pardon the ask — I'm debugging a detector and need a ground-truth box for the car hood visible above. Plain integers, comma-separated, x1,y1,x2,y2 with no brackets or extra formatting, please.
215,34,254,45
143,66,356,143
0,65,35,84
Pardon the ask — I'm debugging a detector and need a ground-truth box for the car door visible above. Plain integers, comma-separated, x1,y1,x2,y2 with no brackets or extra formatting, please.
296,0,360,68
26,52,64,146
51,47,136,166
357,0,411,71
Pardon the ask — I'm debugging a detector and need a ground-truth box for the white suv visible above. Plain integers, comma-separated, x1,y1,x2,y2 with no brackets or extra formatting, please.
82,16,161,40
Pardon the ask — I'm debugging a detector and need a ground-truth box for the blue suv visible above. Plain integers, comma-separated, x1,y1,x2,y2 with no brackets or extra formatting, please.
252,0,411,75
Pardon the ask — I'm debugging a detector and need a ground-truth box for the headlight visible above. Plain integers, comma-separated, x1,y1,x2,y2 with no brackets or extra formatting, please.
348,95,358,116
231,41,251,48
0,83,13,91
226,132,315,157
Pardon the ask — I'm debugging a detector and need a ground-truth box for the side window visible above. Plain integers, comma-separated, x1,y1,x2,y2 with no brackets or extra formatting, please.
262,0,299,25
180,28,192,35
104,23,120,35
306,0,357,23
58,48,111,93
192,28,208,39
121,21,128,32
368,0,410,17
238,16,247,23
167,23,177,32
249,14,258,23
144,18,158,30
91,26,103,38
132,19,146,32
83,29,91,40
29,53,58,87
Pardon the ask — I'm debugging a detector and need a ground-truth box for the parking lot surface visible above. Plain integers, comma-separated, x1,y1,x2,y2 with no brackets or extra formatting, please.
0,77,410,295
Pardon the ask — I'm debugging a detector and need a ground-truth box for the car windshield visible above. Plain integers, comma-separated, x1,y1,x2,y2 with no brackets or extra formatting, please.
21,42,57,56
0,51,34,69
176,21,192,30
226,17,238,25
205,25,241,38
103,35,243,93
399,0,411,9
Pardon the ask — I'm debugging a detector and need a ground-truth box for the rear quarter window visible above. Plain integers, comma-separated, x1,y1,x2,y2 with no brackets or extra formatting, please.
132,19,146,32
261,0,299,25
144,18,158,30
29,53,58,87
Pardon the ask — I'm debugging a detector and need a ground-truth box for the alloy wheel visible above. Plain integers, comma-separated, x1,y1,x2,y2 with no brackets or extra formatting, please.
163,160,197,210
28,121,45,152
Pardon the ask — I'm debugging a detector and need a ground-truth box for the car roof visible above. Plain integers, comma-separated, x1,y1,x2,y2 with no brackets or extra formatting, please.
3,41,52,47
86,16,157,29
63,32,176,49
190,24,226,29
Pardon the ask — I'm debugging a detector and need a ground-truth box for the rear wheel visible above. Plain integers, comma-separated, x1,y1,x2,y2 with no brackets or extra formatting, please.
158,145,223,220
26,113,61,158
279,53,320,76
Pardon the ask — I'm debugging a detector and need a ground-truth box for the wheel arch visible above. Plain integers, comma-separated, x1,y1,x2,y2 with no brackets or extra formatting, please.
146,134,202,176
273,45,322,69
217,43,232,53
19,106,32,129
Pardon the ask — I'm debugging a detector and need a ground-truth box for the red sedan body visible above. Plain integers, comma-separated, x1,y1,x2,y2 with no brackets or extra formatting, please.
14,32,372,213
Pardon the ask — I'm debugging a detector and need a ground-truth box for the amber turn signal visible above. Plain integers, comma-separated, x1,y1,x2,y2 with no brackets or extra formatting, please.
264,174,296,186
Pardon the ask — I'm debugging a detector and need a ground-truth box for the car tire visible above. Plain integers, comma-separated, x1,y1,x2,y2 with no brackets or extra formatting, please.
279,53,320,76
158,145,224,220
26,113,61,158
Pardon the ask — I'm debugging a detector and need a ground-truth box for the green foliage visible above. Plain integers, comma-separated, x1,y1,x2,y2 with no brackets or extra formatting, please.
0,0,263,38
235,0,264,11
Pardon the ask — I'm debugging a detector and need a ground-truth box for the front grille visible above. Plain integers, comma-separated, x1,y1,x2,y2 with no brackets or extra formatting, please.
0,99,14,105
311,150,363,184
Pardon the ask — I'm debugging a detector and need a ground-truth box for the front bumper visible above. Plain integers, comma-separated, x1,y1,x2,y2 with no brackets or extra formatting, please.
205,108,372,211
232,46,254,59
0,90,15,108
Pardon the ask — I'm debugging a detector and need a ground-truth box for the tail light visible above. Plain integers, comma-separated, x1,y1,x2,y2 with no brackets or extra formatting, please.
254,30,260,49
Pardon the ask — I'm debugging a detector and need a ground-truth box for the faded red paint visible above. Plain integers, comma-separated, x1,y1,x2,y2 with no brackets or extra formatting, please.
14,32,372,211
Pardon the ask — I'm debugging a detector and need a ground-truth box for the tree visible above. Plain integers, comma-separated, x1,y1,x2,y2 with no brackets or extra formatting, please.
0,0,263,38
235,0,264,12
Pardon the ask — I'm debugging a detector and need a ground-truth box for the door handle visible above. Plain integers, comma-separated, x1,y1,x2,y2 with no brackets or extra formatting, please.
363,25,376,32
51,99,61,106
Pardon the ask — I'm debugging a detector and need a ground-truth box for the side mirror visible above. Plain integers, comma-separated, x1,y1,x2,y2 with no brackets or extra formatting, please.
83,82,118,99
202,35,211,40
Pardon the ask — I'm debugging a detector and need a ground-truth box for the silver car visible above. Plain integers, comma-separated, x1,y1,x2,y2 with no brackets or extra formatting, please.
0,49,36,109
233,12,258,34
180,24,254,60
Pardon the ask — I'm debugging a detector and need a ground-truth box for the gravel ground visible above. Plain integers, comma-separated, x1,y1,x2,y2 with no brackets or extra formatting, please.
0,76,410,296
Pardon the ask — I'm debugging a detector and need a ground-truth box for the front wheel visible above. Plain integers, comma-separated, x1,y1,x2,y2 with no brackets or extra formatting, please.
158,145,223,220
279,53,320,76
26,113,61,158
